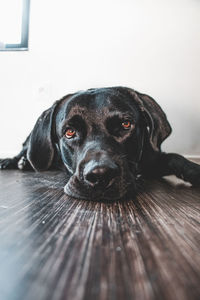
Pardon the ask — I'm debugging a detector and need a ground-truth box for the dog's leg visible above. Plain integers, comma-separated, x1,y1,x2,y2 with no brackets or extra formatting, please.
143,152,200,186
0,152,32,170
0,135,32,170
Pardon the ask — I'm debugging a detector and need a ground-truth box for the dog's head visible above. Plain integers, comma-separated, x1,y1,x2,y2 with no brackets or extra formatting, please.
27,87,171,200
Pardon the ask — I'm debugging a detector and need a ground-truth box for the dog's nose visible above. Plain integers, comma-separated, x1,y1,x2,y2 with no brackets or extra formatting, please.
83,161,119,187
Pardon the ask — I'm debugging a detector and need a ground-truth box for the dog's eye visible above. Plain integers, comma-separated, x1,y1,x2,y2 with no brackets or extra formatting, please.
65,128,76,139
121,121,131,130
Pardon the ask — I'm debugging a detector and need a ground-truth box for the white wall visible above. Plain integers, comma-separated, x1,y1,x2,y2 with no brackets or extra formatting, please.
0,0,200,157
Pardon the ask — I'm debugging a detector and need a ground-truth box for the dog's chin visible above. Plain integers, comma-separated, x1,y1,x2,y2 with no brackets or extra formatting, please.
63,177,136,202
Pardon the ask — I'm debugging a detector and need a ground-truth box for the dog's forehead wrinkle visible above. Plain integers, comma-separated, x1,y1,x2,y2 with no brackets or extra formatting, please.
65,103,136,125
65,104,86,118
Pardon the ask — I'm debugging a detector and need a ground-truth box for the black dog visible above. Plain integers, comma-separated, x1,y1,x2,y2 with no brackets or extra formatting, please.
0,87,199,200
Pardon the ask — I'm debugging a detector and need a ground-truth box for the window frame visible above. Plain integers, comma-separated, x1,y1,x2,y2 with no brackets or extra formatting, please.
0,0,30,51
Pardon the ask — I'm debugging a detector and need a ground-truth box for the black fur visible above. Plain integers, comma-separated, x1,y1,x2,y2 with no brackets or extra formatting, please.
1,87,199,200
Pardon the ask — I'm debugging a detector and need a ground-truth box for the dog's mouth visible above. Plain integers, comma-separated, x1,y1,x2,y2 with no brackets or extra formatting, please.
64,175,136,201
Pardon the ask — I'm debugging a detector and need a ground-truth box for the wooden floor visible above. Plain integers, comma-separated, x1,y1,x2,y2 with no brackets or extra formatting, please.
0,159,200,300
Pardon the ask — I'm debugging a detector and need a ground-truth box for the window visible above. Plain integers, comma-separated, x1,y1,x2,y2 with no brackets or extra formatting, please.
0,0,30,51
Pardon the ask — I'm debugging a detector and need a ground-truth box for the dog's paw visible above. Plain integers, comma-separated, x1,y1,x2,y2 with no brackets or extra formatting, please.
17,156,31,170
0,158,18,170
191,174,200,187
185,163,200,187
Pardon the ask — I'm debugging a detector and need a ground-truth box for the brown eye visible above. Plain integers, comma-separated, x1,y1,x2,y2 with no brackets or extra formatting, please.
65,128,76,138
122,121,131,129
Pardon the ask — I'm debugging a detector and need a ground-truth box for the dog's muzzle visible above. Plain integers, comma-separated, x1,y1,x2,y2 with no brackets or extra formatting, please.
64,154,136,201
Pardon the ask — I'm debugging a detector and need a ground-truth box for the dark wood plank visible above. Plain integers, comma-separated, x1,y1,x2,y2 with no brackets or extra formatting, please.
0,159,200,300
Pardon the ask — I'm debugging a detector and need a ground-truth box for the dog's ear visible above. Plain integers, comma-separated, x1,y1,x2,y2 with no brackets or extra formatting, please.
127,88,172,151
27,101,59,171
27,94,74,171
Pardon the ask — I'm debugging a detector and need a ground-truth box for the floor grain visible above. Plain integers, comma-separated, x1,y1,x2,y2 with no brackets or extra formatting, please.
0,160,200,300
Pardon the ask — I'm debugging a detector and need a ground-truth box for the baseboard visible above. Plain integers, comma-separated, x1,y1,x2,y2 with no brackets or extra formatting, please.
184,155,200,159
